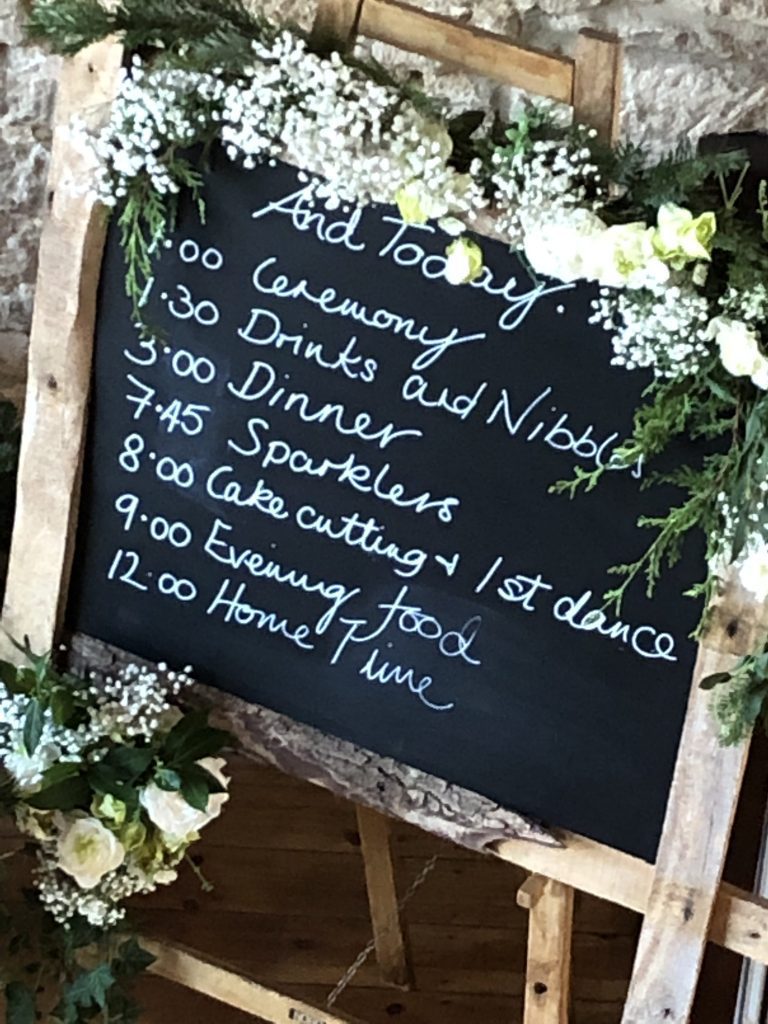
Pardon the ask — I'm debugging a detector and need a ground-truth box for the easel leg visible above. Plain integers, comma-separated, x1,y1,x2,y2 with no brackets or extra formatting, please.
518,874,574,1024
356,805,413,989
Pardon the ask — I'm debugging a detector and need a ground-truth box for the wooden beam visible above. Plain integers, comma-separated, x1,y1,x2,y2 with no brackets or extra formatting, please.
0,39,123,657
310,0,365,53
356,806,413,989
144,940,368,1023
572,29,622,144
357,0,575,104
621,574,768,1024
518,876,574,1024
68,633,768,970
517,874,548,912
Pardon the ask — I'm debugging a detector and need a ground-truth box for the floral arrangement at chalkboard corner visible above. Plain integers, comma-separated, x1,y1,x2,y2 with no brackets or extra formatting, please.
22,0,768,745
0,634,232,1023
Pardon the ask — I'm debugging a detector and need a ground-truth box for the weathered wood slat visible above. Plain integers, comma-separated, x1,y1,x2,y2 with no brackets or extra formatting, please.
518,876,574,1024
572,30,622,145
357,0,575,104
0,41,123,658
621,574,768,1024
143,940,367,1024
311,0,365,51
69,634,553,853
68,633,768,969
356,806,413,988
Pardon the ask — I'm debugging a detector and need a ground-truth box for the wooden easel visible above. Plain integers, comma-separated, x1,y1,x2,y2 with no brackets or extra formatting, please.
5,2,768,1022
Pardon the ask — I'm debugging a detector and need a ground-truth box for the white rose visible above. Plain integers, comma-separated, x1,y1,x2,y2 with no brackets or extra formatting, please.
707,316,767,386
739,540,768,602
522,209,607,283
57,816,126,890
587,222,670,290
140,757,230,840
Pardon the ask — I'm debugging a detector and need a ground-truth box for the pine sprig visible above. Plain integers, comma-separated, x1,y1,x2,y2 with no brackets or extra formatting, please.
25,0,273,62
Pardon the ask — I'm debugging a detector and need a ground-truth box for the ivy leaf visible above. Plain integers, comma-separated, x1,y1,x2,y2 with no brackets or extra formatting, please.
5,981,36,1024
65,963,115,1011
114,937,156,977
700,671,733,690
26,773,90,811
23,698,44,756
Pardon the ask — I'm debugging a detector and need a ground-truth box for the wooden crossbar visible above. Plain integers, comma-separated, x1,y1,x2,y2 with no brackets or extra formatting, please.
312,0,623,144
143,940,368,1024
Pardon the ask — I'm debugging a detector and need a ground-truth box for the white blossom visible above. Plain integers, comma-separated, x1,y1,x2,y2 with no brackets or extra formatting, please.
56,816,126,891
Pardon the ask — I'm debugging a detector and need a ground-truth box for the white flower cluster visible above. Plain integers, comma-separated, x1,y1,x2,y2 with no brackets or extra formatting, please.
720,283,768,325
91,57,226,204
94,33,484,229
590,283,712,378
4,660,227,928
0,695,88,794
35,847,155,929
86,660,192,743
491,135,604,249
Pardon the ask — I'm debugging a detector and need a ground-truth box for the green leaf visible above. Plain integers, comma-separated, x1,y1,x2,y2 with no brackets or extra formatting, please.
50,687,76,727
155,767,182,791
114,937,156,977
26,773,90,811
5,981,36,1024
163,710,228,767
179,762,225,811
40,761,82,786
700,671,733,690
65,963,115,1011
180,771,210,812
23,698,44,756
6,667,35,696
87,764,139,813
103,744,155,780
0,659,17,688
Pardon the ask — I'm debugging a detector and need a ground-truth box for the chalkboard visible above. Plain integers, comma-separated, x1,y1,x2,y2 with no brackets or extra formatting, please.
67,153,705,862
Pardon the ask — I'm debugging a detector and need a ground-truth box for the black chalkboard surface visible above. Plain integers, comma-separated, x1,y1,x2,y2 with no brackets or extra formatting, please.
68,155,705,862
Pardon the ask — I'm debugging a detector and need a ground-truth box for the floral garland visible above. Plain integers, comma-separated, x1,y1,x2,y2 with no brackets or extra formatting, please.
23,1,768,743
1,640,231,1020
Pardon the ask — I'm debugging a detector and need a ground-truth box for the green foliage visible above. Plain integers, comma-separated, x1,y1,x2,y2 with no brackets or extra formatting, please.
25,0,274,66
701,650,768,745
609,140,747,217
1,890,156,1024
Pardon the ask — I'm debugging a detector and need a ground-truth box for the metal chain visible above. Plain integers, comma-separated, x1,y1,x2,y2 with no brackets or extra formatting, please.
325,854,439,1009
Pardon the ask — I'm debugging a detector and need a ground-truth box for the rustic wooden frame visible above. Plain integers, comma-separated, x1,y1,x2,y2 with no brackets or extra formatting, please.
5,4,768,1023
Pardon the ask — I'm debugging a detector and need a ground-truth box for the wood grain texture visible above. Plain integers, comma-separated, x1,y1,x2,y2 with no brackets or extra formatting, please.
356,806,413,988
621,573,768,1024
144,940,367,1024
357,0,575,104
520,877,574,1024
0,40,123,657
310,0,365,51
572,30,622,145
68,634,553,852
68,634,768,968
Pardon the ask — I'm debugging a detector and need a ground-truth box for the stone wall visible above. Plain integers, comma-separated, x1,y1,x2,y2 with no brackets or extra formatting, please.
1,0,766,399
